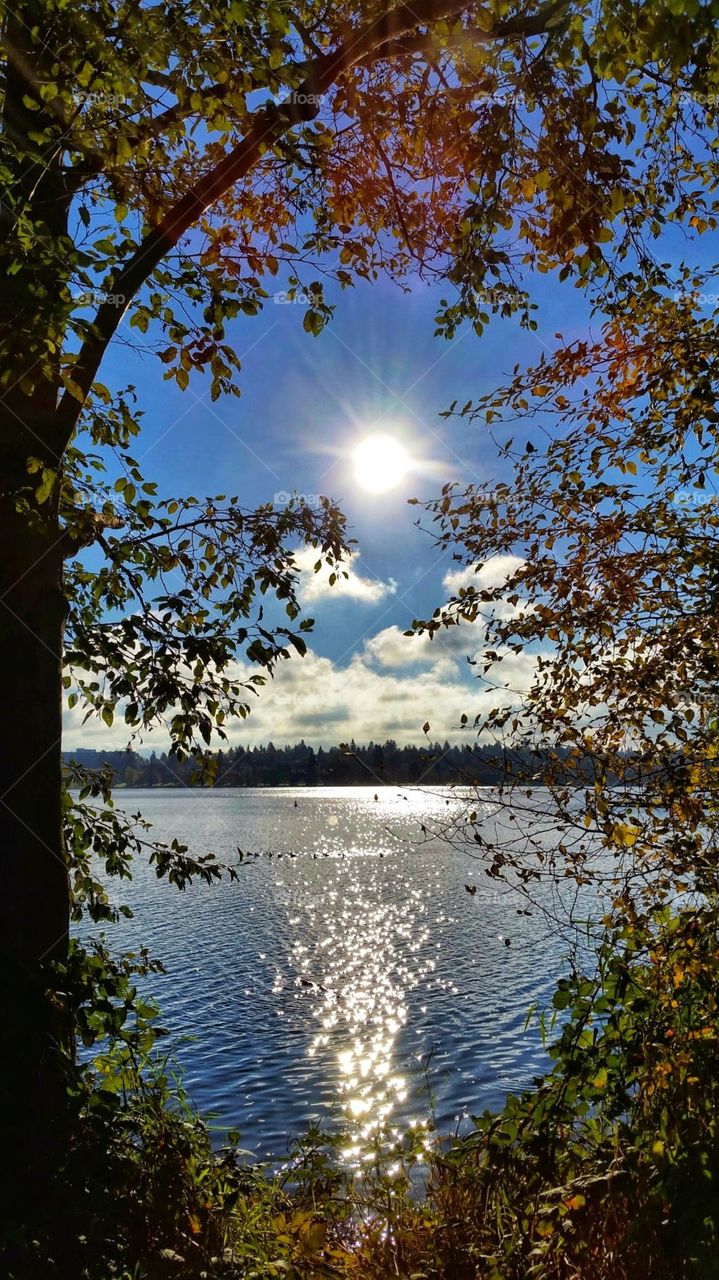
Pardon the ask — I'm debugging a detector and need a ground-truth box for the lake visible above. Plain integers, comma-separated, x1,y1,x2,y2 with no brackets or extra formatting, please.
93,786,568,1159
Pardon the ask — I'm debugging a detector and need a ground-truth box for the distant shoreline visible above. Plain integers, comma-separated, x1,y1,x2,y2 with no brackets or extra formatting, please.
107,779,471,789
62,740,545,788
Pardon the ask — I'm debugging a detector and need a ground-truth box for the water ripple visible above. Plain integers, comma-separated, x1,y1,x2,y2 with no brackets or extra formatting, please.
83,786,565,1156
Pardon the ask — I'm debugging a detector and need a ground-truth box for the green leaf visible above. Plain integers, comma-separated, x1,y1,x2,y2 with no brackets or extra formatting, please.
35,468,56,504
115,134,133,165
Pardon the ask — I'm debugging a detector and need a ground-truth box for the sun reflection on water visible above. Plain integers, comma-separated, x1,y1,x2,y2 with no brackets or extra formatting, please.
275,795,445,1154
100,785,572,1157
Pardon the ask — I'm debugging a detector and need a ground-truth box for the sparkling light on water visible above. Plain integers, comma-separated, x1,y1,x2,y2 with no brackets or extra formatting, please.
87,786,565,1158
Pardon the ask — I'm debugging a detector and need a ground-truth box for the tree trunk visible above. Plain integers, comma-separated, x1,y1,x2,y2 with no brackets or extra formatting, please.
1,6,74,1211
0,434,69,1200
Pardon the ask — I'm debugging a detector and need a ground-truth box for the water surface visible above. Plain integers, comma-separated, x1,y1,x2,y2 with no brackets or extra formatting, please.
96,786,567,1157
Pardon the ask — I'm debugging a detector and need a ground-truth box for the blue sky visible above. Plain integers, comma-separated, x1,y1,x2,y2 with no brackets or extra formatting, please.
65,259,596,751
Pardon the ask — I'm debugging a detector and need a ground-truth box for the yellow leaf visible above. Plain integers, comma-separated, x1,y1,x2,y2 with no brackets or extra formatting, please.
565,1194,586,1210
115,134,133,165
62,375,86,403
35,468,56,504
610,822,638,848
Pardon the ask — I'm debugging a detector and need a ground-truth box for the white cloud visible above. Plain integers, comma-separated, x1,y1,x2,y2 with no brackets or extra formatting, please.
222,649,480,745
220,639,537,746
362,556,530,674
443,554,525,595
364,622,470,669
364,625,430,668
62,553,540,754
63,624,540,753
294,547,396,605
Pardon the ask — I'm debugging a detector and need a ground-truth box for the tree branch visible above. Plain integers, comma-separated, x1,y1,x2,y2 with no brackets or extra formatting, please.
55,0,570,449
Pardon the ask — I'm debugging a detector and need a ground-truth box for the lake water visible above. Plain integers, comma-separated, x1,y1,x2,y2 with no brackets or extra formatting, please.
94,786,568,1158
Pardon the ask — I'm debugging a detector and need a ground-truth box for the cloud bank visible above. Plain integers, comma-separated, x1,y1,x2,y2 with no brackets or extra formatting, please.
62,557,538,750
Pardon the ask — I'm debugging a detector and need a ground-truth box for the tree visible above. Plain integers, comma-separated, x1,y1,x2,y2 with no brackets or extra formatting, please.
1,0,716,1201
408,176,719,1271
417,267,719,909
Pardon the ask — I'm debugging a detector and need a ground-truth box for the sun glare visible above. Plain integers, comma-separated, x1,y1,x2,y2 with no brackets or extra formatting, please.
352,434,410,494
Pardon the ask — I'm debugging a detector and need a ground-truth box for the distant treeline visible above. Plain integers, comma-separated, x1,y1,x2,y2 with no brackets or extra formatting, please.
63,740,571,788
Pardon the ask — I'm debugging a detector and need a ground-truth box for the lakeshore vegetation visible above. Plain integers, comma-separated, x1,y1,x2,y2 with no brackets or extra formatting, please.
63,741,591,787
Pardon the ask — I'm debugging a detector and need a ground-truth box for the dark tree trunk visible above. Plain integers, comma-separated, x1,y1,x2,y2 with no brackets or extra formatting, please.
1,3,74,1199
0,425,69,1199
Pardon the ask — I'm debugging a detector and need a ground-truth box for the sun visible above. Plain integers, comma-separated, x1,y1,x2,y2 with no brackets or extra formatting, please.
352,434,411,494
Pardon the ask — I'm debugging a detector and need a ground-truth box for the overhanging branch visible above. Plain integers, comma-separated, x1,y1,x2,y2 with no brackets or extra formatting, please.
55,0,570,450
